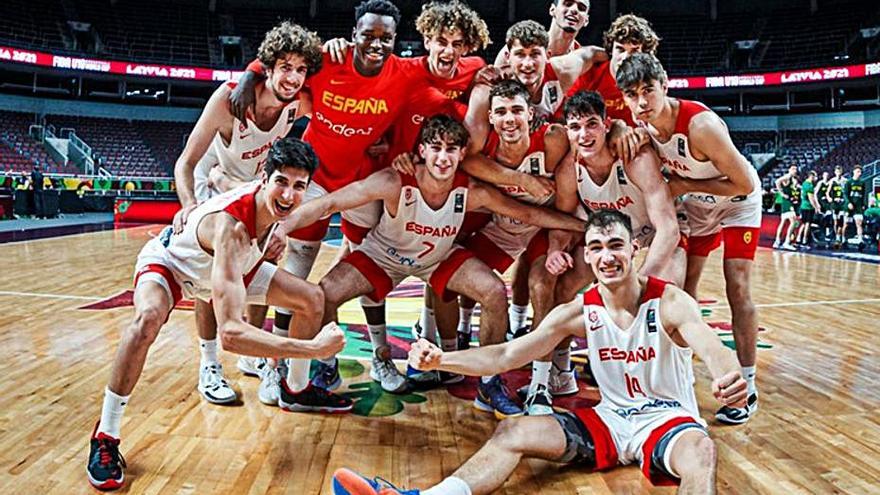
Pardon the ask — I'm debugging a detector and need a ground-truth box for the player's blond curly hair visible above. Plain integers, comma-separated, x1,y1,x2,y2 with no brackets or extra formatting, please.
603,14,660,54
505,20,549,49
257,21,323,76
416,1,491,52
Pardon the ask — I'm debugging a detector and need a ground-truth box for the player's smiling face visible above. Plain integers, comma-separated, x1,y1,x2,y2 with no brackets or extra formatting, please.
419,138,465,182
489,94,532,144
622,79,665,123
424,28,468,79
508,40,548,87
584,223,637,286
610,41,644,78
565,111,609,160
352,13,397,75
550,0,589,34
262,166,309,219
266,53,309,103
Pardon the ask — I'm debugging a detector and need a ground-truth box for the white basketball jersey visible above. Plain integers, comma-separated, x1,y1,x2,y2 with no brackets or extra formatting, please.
195,82,297,194
533,63,565,121
575,159,655,245
583,278,703,423
483,124,554,236
650,99,759,204
165,182,269,299
365,171,469,269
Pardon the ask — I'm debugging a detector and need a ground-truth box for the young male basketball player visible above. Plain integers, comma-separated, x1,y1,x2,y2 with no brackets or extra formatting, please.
332,209,746,495
86,138,351,491
275,115,585,416
494,0,590,64
845,165,868,248
521,89,684,415
617,53,761,424
827,165,847,244
795,170,821,248
774,165,799,250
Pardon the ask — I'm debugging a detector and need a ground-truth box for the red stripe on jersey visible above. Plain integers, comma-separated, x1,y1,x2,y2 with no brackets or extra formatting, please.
673,99,711,136
223,185,260,239
640,276,670,304
583,285,604,307
571,407,619,471
135,263,183,307
544,61,560,83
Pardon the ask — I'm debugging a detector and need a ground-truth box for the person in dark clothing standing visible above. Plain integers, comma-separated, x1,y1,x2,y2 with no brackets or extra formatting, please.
31,164,44,218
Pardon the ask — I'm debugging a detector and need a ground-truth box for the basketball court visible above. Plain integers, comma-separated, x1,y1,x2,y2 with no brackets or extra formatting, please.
1,224,877,494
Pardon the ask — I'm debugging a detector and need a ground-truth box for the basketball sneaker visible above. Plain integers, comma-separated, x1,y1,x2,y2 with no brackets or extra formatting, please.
523,383,554,416
237,356,267,377
410,320,424,341
405,365,441,389
439,371,464,385
474,375,523,419
332,468,419,495
716,392,758,425
549,363,579,396
312,359,342,391
370,347,409,394
87,421,126,490
198,363,237,404
278,381,353,413
505,324,530,342
257,364,280,406
456,330,471,351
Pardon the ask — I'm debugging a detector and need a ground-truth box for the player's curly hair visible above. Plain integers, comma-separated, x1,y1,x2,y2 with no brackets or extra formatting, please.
264,137,319,177
587,209,633,237
355,0,401,26
603,14,660,54
563,90,606,120
505,20,549,49
615,53,667,91
418,114,470,147
257,21,323,76
415,1,491,52
489,79,530,104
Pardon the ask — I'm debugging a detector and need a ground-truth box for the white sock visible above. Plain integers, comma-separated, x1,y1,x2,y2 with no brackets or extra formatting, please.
97,388,129,439
509,303,528,331
368,324,387,353
481,375,493,384
741,365,757,395
458,306,474,334
423,476,472,495
319,356,337,366
420,306,437,342
287,358,311,393
441,339,457,352
531,361,551,388
552,347,571,371
272,326,288,338
199,338,219,367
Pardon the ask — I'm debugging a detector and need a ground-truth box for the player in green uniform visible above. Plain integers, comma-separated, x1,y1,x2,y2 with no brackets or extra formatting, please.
774,165,798,250
795,170,821,249
845,165,869,249
827,166,847,245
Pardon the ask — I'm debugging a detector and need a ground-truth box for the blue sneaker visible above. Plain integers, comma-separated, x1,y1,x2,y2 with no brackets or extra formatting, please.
312,359,342,391
332,468,419,494
474,375,523,419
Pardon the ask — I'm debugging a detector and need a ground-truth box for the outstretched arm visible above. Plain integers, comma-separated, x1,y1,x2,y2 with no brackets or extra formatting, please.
549,46,607,93
277,168,399,235
410,298,584,376
470,180,584,232
660,285,747,408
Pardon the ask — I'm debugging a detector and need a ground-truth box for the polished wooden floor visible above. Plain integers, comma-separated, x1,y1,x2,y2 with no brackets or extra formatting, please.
0,225,878,494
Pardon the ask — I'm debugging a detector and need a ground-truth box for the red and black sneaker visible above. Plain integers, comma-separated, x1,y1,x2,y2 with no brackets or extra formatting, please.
278,381,353,413
87,422,126,490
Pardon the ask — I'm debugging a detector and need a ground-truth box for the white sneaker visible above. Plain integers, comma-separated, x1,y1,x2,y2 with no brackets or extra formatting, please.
716,392,759,425
257,364,280,406
198,364,237,404
370,348,409,394
772,240,781,249
549,364,579,396
524,384,554,416
237,356,267,377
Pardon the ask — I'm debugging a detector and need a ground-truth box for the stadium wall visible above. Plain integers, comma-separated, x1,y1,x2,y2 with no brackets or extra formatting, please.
0,94,199,122
725,109,880,131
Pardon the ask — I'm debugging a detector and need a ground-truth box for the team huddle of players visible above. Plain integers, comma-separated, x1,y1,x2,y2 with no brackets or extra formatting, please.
773,163,871,251
86,1,763,493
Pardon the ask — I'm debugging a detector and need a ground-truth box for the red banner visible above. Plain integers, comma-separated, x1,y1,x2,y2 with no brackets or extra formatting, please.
2,44,878,88
114,198,180,224
0,45,243,82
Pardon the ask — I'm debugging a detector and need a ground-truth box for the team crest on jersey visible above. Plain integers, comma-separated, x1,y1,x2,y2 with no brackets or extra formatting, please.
677,138,687,157
743,231,753,244
239,122,247,133
405,189,412,201
454,193,464,213
646,308,657,333
616,166,628,185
